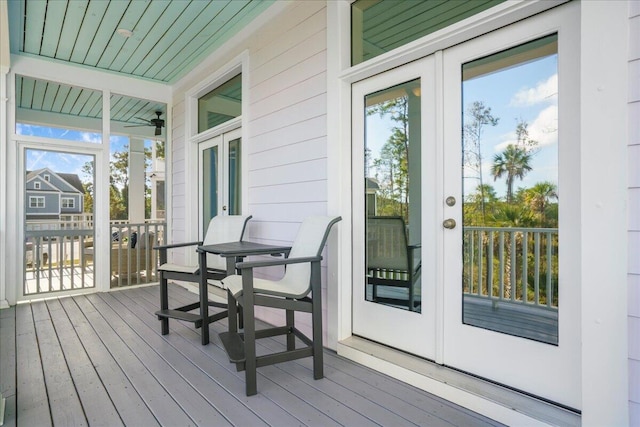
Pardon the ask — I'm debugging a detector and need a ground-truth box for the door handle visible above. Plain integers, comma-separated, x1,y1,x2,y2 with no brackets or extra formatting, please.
443,218,456,229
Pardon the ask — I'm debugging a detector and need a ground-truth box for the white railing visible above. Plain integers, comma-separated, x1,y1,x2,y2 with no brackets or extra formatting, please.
24,220,166,295
463,226,558,310
109,221,165,288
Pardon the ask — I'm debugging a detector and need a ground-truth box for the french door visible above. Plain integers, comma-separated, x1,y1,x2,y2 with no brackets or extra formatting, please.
198,128,242,237
352,5,580,409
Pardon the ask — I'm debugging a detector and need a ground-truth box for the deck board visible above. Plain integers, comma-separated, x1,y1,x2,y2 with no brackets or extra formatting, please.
1,285,504,426
57,296,159,427
0,306,17,427
15,304,51,427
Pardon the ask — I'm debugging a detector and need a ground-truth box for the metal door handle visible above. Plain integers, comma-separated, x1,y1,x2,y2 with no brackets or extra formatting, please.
443,218,456,229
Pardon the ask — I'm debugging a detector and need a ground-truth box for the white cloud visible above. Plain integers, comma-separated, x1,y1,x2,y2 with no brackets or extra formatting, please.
510,74,558,107
80,132,101,143
494,105,558,152
528,105,558,147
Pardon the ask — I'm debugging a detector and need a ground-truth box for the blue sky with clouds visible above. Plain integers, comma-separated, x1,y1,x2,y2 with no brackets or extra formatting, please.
365,53,558,201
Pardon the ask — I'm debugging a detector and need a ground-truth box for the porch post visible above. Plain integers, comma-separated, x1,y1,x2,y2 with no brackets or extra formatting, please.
129,138,146,224
0,0,10,307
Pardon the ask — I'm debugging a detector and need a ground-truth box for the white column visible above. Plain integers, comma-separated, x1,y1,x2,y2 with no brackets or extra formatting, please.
129,138,146,224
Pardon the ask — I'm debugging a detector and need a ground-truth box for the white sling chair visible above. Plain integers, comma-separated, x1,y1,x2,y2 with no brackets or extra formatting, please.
219,215,341,395
154,215,251,345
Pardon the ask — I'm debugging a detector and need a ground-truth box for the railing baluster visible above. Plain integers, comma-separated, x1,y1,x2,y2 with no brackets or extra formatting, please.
477,229,483,297
510,231,516,302
534,233,540,306
499,231,504,300
522,231,528,303
546,231,553,308
469,231,475,294
487,231,494,298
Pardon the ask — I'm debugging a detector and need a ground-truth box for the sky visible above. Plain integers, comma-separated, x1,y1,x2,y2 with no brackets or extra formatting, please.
365,52,559,201
19,124,143,184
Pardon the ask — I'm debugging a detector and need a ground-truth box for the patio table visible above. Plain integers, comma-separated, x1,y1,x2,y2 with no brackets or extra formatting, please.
197,241,291,276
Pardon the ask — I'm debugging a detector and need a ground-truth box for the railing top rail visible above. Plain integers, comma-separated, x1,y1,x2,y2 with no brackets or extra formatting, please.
25,229,94,238
464,226,558,233
111,221,167,228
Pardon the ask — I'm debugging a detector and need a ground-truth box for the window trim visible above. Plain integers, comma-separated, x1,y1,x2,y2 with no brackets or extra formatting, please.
61,197,75,208
29,196,45,208
34,182,40,189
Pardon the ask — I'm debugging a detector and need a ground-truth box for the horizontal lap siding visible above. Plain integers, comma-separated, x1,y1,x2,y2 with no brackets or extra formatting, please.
629,3,640,425
246,1,328,330
170,2,329,331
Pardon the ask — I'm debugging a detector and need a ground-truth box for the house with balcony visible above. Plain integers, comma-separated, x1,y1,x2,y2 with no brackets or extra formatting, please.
0,1,638,425
25,168,84,220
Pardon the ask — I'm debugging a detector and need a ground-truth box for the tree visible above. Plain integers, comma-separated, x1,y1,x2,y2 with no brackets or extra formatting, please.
367,94,411,220
523,181,558,226
463,101,499,222
491,144,532,204
81,160,95,213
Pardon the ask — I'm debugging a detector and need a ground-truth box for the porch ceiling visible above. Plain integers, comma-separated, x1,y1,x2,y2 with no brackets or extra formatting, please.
6,0,273,127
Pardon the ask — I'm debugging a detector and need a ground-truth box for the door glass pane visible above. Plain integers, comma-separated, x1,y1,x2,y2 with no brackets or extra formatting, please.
24,149,95,295
198,74,242,133
461,35,559,344
228,138,241,215
364,79,422,312
202,145,218,236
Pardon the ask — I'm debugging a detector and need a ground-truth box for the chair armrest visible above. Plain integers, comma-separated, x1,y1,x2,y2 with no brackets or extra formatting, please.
236,255,321,270
154,240,203,251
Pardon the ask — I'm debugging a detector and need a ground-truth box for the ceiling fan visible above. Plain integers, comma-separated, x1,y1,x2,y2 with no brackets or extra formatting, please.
124,111,165,136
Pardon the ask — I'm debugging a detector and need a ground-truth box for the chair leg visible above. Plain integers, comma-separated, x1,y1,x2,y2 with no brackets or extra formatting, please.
199,281,209,346
286,304,295,351
242,270,257,396
159,274,169,335
311,264,323,380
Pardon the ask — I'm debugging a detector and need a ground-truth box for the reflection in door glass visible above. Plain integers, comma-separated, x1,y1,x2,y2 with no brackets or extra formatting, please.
461,35,559,344
228,138,241,215
203,145,218,236
24,149,95,295
364,79,422,313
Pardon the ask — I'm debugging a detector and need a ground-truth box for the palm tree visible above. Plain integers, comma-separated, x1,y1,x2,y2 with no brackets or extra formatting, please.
491,144,532,203
524,181,558,225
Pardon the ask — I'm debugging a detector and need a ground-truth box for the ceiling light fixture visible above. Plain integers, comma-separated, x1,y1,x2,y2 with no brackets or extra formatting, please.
116,28,133,38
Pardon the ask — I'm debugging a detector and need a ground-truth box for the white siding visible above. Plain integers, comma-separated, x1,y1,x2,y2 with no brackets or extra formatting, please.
170,1,329,334
629,2,640,424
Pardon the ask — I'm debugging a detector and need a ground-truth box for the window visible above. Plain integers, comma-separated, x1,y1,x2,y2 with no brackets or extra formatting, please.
29,196,45,208
44,174,50,182
198,74,242,133
351,0,504,66
34,182,41,189
62,198,75,208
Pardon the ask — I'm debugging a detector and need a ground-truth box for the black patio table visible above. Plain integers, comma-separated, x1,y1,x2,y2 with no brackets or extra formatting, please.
196,241,291,276
196,241,291,341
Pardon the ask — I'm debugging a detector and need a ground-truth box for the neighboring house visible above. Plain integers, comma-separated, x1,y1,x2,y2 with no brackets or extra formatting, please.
0,1,638,425
25,168,84,220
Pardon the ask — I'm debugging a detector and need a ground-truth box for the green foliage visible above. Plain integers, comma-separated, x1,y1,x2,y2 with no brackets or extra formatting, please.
367,94,411,221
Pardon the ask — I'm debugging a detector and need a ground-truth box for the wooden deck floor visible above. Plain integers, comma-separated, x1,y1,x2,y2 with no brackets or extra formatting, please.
0,284,503,427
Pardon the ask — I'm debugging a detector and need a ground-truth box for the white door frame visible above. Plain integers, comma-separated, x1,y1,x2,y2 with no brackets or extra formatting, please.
440,9,581,408
338,0,581,416
197,127,242,238
14,137,109,301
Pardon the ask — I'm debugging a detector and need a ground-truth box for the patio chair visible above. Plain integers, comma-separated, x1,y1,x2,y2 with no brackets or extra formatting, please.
367,216,421,310
154,215,252,345
219,215,342,396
